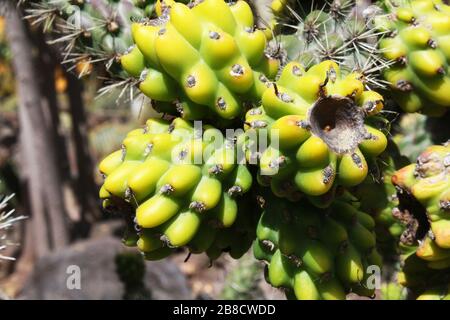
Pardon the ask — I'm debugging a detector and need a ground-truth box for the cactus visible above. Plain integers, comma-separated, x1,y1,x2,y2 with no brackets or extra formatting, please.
416,284,450,300
0,193,26,261
380,281,408,300
220,252,265,300
374,0,450,116
244,60,388,206
119,0,280,121
115,251,152,300
391,143,450,294
279,0,390,87
253,190,382,300
99,117,254,260
24,0,154,76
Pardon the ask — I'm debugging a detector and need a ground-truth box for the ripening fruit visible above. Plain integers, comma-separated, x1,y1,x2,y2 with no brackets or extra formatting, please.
253,191,381,300
391,143,450,292
375,0,450,116
99,118,254,261
244,60,388,206
123,0,279,121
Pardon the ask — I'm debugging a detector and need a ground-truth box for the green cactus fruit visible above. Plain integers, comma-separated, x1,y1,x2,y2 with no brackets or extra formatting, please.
244,60,388,205
121,0,280,121
380,281,408,300
253,191,381,300
392,143,450,250
374,0,450,116
353,141,410,262
98,117,254,260
416,284,450,300
391,142,450,292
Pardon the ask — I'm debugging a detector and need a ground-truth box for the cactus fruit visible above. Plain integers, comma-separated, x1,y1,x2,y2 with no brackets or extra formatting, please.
244,60,388,205
279,0,388,86
380,281,408,300
99,118,254,260
391,143,450,291
374,0,450,116
25,0,153,75
253,191,382,300
392,143,450,251
121,0,280,121
353,142,410,261
416,284,450,300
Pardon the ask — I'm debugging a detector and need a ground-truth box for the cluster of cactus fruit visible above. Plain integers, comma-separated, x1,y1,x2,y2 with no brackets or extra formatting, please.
122,0,280,121
99,118,257,260
25,0,450,299
392,144,450,296
254,190,383,299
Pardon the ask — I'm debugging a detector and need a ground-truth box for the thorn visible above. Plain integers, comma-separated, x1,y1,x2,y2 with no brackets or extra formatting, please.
273,82,279,96
261,240,275,252
319,75,329,97
184,252,192,263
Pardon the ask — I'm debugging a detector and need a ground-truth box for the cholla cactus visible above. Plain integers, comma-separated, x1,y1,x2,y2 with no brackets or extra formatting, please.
0,193,26,261
279,0,393,88
24,0,153,76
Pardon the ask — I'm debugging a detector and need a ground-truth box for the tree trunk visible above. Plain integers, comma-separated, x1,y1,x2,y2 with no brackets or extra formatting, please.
67,72,100,227
5,3,69,254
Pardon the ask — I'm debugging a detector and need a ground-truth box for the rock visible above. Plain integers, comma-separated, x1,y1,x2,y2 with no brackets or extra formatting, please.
19,237,191,300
